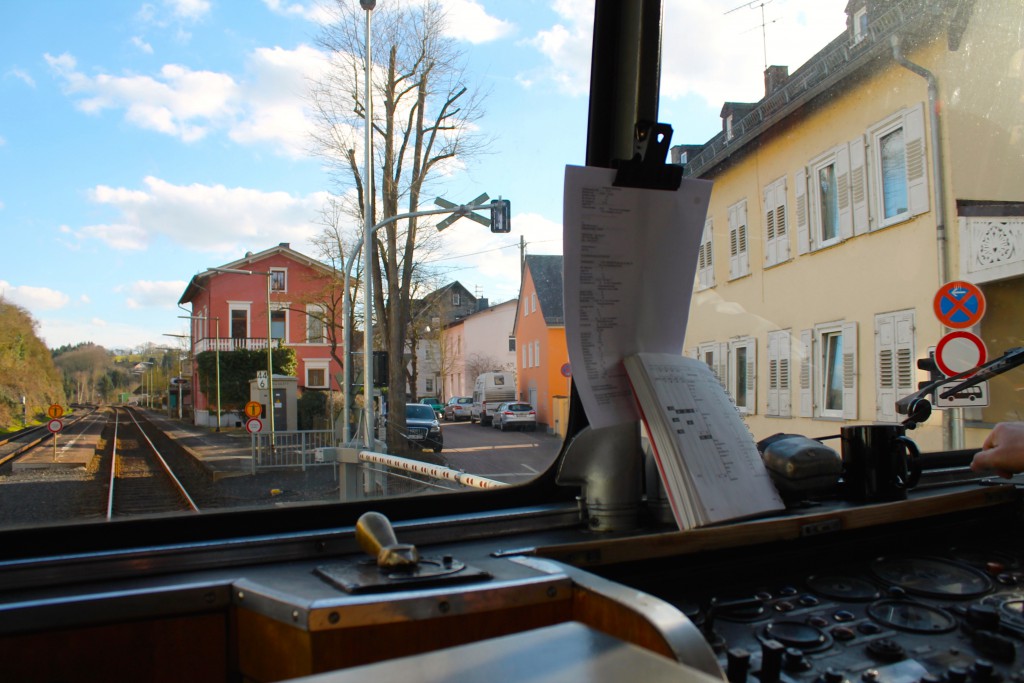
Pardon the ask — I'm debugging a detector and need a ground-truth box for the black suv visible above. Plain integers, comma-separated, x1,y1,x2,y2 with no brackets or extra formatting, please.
401,403,444,452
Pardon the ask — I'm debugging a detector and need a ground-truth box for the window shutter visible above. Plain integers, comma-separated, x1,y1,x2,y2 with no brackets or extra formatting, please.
836,143,853,240
745,338,757,415
842,321,858,420
738,202,749,275
728,204,740,278
795,169,810,254
849,135,869,235
717,342,729,390
767,332,780,416
776,178,789,262
895,310,916,406
764,185,777,267
779,331,792,418
875,313,897,422
799,329,813,417
904,103,929,217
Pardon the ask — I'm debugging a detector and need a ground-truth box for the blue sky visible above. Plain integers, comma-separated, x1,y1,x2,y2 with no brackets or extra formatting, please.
0,0,846,351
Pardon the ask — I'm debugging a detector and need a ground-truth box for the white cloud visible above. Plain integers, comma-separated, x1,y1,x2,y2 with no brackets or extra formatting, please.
80,176,329,253
132,36,155,54
660,0,849,108
0,281,71,311
119,280,189,309
6,68,35,88
36,317,159,351
262,0,334,23
520,0,593,96
167,0,211,20
441,0,514,44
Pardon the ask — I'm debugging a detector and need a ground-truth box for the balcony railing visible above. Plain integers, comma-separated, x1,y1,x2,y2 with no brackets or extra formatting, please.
194,337,282,353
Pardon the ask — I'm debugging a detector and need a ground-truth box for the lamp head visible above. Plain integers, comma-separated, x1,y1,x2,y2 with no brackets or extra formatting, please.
359,0,376,9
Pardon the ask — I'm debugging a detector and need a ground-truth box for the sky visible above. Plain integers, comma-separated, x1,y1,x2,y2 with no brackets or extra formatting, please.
0,0,848,351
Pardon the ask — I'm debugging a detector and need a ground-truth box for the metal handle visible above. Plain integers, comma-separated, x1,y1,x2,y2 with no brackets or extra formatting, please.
355,511,420,569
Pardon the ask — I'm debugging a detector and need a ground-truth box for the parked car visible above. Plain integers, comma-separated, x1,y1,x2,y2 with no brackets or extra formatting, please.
492,402,537,432
397,403,444,452
443,396,473,421
419,397,444,420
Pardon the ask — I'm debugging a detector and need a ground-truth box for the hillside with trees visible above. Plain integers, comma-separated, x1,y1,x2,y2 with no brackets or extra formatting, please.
0,299,65,429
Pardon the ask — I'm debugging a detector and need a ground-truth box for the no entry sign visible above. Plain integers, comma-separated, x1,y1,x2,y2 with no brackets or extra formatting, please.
933,281,985,329
935,330,987,377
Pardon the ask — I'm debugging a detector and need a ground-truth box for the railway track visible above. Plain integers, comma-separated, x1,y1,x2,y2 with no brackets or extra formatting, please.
0,407,97,467
104,407,200,518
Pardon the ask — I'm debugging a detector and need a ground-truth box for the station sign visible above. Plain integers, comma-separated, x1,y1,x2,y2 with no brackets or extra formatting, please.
933,281,985,330
935,330,987,378
47,419,63,433
256,370,269,390
244,401,263,419
47,403,64,419
246,418,263,434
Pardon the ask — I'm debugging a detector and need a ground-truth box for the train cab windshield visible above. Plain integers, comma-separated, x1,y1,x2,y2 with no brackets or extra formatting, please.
1,1,1023,681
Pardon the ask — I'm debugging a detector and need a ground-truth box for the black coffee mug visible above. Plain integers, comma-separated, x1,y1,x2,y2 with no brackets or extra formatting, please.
841,424,922,501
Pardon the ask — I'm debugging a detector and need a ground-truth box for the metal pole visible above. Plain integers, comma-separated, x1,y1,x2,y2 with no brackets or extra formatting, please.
362,4,375,448
343,244,363,444
215,317,222,432
267,272,276,451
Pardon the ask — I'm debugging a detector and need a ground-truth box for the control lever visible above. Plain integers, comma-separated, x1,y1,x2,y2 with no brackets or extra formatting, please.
703,596,765,652
356,511,420,569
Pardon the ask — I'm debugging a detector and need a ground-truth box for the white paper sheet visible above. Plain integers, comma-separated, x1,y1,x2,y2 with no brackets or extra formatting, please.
563,165,713,429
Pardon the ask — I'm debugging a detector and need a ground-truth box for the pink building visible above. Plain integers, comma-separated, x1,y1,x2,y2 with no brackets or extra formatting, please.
178,243,343,427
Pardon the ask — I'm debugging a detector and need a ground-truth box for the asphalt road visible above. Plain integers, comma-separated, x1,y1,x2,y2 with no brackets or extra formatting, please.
439,419,564,485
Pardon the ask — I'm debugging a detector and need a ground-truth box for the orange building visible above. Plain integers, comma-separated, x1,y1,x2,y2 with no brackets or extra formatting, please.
514,255,570,432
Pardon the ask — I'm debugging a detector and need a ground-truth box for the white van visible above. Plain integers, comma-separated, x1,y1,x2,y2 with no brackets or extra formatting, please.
470,371,516,426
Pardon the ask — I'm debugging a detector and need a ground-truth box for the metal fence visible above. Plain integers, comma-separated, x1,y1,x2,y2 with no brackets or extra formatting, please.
250,429,335,472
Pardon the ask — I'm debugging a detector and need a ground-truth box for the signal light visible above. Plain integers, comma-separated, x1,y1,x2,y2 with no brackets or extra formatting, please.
490,199,511,233
917,352,944,390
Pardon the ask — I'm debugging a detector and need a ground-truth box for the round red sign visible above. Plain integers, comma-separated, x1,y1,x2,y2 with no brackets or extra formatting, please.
935,330,987,377
245,418,263,434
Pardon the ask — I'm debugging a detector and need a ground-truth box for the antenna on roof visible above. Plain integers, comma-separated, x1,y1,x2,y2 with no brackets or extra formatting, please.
725,0,777,71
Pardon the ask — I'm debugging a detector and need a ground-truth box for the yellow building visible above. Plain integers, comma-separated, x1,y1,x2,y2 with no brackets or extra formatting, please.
679,0,1024,451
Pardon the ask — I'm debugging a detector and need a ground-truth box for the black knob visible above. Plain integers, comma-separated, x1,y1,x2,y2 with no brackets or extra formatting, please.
971,659,996,683
727,648,750,683
948,665,970,683
783,647,810,672
761,639,785,683
823,669,846,683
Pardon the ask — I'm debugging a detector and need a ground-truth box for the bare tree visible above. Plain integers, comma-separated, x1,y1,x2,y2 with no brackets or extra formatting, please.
310,0,488,456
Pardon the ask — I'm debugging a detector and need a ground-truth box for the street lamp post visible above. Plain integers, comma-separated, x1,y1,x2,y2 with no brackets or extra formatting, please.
361,0,376,449
208,267,275,450
178,315,222,431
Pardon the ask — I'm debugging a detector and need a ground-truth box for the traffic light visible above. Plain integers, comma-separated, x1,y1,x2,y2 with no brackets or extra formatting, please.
490,199,511,233
372,351,388,388
917,351,944,390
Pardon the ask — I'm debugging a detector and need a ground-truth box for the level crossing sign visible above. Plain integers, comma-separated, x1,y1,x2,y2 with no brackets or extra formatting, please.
933,281,985,329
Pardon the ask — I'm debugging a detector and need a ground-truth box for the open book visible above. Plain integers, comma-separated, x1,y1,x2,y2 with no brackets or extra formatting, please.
624,352,785,529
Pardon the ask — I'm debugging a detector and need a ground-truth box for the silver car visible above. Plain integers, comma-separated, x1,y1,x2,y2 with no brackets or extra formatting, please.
443,396,473,421
492,402,537,432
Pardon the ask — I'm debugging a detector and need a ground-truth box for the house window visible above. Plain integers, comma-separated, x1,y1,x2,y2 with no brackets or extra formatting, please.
797,144,852,253
305,361,329,389
534,341,540,368
727,199,749,279
853,7,868,43
306,305,326,343
531,293,536,313
868,105,928,229
453,292,461,306
875,310,916,422
763,177,790,267
766,330,792,418
697,218,715,289
230,305,249,339
698,341,727,389
271,308,286,341
801,321,858,419
728,337,756,415
425,378,434,393
508,336,516,352
270,268,287,292
725,113,734,141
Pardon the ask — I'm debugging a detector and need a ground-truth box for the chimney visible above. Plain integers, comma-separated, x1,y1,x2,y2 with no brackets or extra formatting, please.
476,297,489,311
279,242,290,249
764,65,789,96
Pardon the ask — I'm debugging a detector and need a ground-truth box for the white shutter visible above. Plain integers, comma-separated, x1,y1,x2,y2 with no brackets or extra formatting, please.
794,168,810,254
776,178,790,262
895,310,916,405
799,329,813,417
745,338,757,415
849,135,869,235
738,201,749,276
764,185,777,267
875,313,897,422
842,321,858,420
779,330,792,418
904,103,929,217
836,143,853,240
728,204,739,278
717,342,729,390
767,332,780,416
